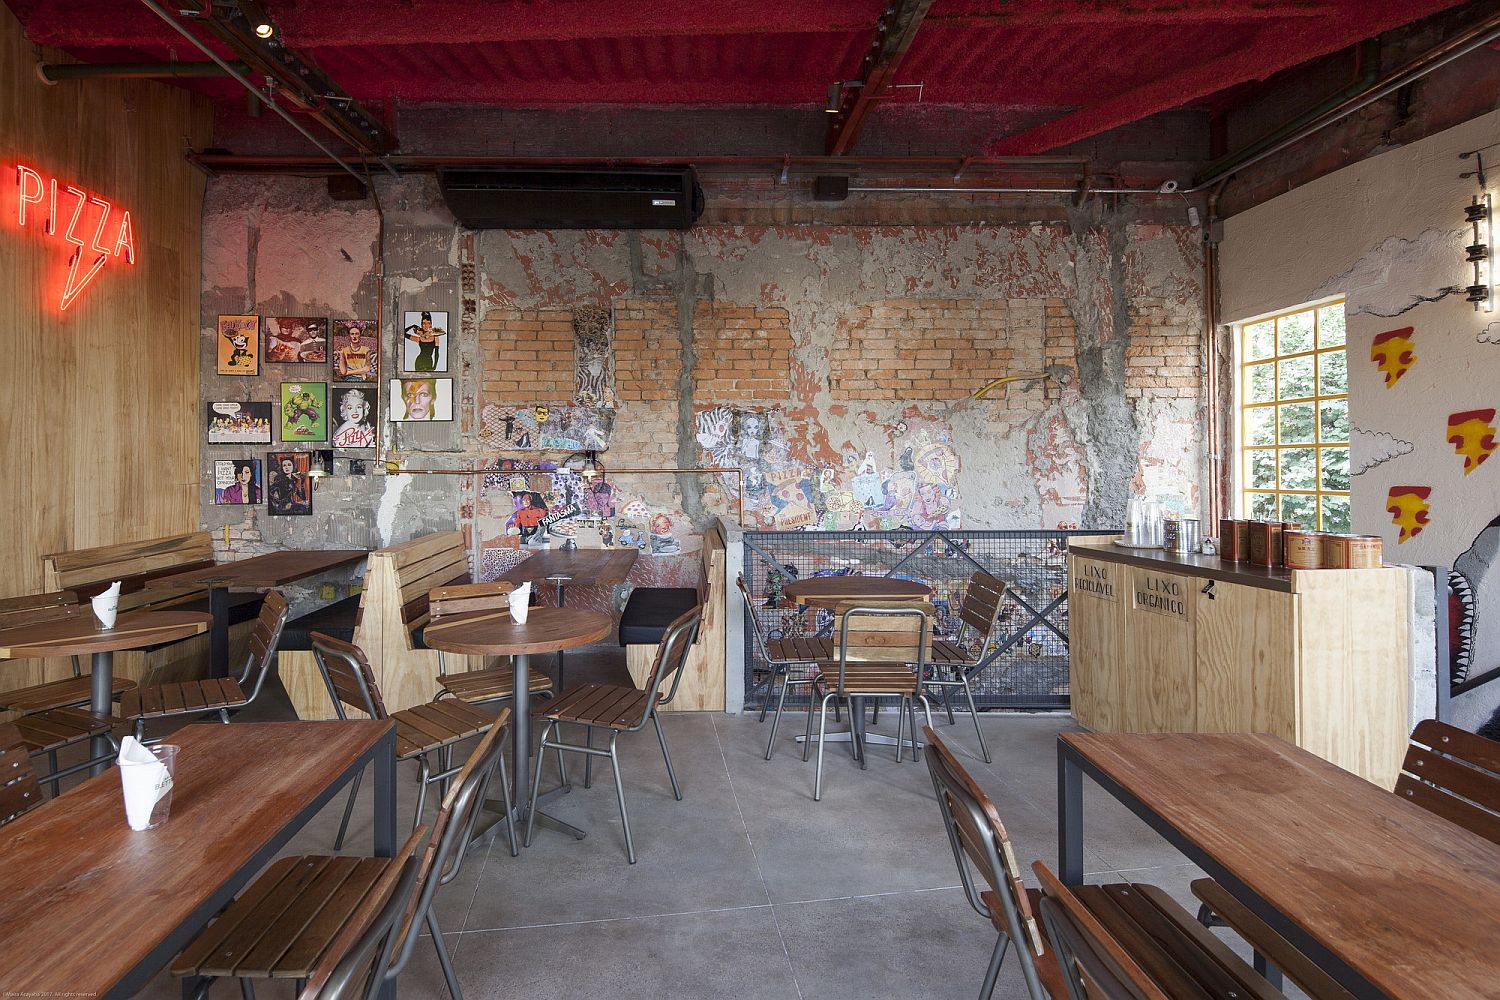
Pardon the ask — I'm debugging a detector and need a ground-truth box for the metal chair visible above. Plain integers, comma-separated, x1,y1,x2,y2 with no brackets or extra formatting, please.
925,571,1011,763
118,590,290,740
736,575,829,759
429,582,557,705
0,591,136,713
311,631,517,855
808,601,934,801
526,605,702,864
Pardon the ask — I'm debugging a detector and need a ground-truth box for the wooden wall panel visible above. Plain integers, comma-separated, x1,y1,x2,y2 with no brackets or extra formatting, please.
0,7,211,693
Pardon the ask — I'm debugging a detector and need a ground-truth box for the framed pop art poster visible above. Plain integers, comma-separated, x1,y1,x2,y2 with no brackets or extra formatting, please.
216,315,260,376
266,451,313,516
266,316,328,364
206,401,273,445
330,384,378,451
331,319,378,382
401,310,448,373
390,377,453,422
213,459,263,505
280,382,328,442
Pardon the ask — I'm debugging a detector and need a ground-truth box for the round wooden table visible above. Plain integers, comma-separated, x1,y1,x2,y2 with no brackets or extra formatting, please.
782,575,932,610
0,610,211,774
422,607,613,842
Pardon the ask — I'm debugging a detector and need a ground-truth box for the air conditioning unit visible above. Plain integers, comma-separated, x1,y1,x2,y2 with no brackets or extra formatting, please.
438,167,705,230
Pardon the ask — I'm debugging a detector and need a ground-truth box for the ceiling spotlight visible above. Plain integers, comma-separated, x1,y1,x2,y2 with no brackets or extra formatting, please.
825,80,863,113
254,22,274,38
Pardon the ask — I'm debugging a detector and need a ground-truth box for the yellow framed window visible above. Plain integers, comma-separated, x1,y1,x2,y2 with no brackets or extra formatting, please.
1238,299,1349,532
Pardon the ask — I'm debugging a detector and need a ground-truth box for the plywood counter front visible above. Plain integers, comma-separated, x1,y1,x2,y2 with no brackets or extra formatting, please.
1067,537,1410,788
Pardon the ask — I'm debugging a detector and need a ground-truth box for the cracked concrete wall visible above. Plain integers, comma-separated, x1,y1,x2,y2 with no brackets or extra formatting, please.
1220,107,1500,731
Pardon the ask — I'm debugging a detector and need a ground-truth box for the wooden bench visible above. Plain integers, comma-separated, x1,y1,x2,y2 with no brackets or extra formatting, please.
621,523,725,711
16,533,261,694
282,532,485,719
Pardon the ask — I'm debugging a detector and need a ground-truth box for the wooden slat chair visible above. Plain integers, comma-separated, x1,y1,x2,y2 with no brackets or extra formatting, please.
10,706,118,796
923,726,1068,999
737,575,831,760
1190,879,1354,1000
808,601,935,801
175,823,428,1000
311,631,516,855
429,582,555,705
117,591,290,741
0,722,43,826
176,713,510,1000
925,571,1013,764
0,591,139,713
1394,718,1500,843
526,605,703,864
1033,862,1286,1000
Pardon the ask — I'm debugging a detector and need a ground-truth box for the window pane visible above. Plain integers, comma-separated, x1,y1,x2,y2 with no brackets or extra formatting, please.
1244,407,1276,446
1319,399,1349,442
1321,495,1351,533
1317,304,1346,347
1278,356,1315,399
1318,350,1347,395
1248,492,1278,520
1246,363,1276,404
1279,402,1316,444
1246,449,1277,489
1278,311,1314,354
1281,493,1317,529
1321,447,1350,491
1280,448,1316,490
1244,321,1276,361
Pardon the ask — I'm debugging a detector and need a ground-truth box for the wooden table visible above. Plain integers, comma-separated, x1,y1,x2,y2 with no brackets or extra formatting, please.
782,575,932,610
1057,732,1500,1000
147,549,367,677
423,607,613,842
0,720,396,1000
0,609,210,774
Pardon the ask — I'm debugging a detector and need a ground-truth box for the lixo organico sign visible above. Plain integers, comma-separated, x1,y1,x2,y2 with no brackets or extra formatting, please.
1132,569,1188,620
12,164,136,311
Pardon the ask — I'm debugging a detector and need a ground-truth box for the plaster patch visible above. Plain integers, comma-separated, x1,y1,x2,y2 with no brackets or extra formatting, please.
1311,229,1459,318
376,473,413,546
1350,428,1415,475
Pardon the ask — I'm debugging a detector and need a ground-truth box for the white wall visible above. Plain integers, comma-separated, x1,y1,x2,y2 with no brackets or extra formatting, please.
1220,109,1500,731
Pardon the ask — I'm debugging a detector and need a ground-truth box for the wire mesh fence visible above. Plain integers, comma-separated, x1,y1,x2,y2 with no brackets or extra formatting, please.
741,529,1115,710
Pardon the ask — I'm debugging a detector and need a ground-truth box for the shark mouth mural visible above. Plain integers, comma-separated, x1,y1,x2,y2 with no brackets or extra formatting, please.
1449,515,1500,691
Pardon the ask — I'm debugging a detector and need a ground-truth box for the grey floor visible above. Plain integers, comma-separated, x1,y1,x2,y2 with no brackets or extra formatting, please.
123,645,1293,999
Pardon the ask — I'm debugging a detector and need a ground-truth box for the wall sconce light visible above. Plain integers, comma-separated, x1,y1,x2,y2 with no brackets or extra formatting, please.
565,450,606,481
307,450,335,488
1466,194,1494,312
825,81,863,113
253,21,274,38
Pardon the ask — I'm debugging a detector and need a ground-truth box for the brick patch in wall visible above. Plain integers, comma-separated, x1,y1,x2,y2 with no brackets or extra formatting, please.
614,300,683,403
691,303,793,403
1124,297,1203,400
479,309,575,403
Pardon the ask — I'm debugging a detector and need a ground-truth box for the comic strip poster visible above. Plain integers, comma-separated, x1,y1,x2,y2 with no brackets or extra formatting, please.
330,384,378,451
390,378,454,421
206,401,273,445
331,319,378,382
266,451,313,516
216,315,260,376
401,310,449,373
280,382,329,442
478,404,611,451
266,316,328,364
213,459,263,505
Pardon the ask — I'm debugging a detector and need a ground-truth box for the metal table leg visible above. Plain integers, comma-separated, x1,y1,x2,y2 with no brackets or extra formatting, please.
89,650,114,776
373,726,396,858
1058,741,1084,885
207,585,231,679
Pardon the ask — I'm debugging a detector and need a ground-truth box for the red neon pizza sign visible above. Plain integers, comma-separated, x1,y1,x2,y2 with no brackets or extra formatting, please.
13,164,136,311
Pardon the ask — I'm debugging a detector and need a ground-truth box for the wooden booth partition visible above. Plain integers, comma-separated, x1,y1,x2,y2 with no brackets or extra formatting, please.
626,525,727,711
281,531,485,719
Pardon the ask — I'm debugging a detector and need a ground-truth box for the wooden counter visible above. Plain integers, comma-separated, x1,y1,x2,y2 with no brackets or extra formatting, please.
1067,537,1410,788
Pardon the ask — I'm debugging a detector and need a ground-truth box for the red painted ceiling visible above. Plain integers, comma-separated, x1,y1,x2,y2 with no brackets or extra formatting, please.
5,0,1474,152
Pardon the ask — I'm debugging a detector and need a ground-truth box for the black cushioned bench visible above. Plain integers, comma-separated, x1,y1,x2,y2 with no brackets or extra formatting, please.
280,594,362,650
619,587,699,646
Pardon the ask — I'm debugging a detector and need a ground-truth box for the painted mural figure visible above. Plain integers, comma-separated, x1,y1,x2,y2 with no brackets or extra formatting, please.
509,491,549,543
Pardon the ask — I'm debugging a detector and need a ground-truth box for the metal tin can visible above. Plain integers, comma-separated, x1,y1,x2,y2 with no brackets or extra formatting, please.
1171,518,1200,554
1322,533,1383,569
1219,519,1243,561
1248,520,1282,567
1235,520,1251,563
1283,530,1322,570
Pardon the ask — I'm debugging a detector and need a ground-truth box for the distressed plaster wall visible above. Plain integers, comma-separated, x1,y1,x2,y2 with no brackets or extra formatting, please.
200,175,1206,607
1219,107,1500,731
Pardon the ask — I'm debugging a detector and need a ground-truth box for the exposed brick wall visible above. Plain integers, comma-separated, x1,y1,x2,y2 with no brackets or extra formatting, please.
691,304,793,403
613,300,682,403
479,309,574,403
1125,297,1203,400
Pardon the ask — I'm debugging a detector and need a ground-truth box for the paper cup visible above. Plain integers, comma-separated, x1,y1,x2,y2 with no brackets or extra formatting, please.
91,593,119,630
120,744,178,831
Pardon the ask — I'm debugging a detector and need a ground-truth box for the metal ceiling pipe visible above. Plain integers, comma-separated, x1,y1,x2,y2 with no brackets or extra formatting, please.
37,61,246,82
847,185,1168,195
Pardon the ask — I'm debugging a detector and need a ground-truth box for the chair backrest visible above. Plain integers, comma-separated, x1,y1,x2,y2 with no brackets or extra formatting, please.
1395,719,1500,844
831,601,929,692
958,571,1009,643
0,722,42,826
642,606,704,718
923,727,1046,958
736,575,774,654
428,581,512,618
0,591,79,629
240,590,291,699
42,531,217,613
1033,862,1171,1000
296,825,428,1000
386,709,511,976
311,631,389,721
